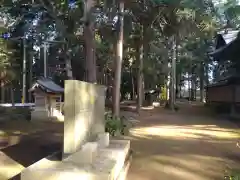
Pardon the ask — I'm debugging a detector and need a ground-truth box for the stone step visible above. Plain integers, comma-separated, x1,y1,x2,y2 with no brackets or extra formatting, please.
91,140,130,180
116,150,132,180
21,140,130,180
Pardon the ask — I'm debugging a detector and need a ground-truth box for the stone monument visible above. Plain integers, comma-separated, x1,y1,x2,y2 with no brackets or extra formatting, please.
21,80,131,180
63,80,105,156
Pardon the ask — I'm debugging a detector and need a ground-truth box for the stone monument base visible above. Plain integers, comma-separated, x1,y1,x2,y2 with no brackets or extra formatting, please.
21,134,131,180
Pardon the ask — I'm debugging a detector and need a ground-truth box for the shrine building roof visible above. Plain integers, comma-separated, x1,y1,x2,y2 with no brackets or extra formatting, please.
208,29,240,61
29,77,64,93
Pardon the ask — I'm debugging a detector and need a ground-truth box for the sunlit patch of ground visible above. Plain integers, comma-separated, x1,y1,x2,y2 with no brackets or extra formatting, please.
150,154,226,180
0,152,24,179
130,125,240,140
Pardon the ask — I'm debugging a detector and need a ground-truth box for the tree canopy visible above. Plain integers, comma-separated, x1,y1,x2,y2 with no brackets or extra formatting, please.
0,0,238,112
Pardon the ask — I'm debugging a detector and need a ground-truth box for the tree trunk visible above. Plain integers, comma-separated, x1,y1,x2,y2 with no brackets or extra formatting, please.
0,71,4,104
66,54,73,79
200,62,205,102
142,35,147,106
112,1,124,117
84,0,96,83
188,73,191,100
200,76,204,102
137,22,147,113
1,83,4,104
179,81,182,98
10,85,15,107
84,27,96,82
170,35,177,110
205,63,209,85
194,79,197,100
191,74,194,100
136,37,144,113
28,51,33,102
167,39,172,106
176,73,182,99
62,42,73,79
175,36,180,99
131,67,135,100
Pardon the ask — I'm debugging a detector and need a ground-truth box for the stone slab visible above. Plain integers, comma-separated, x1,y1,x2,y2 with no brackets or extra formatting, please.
63,142,98,164
95,140,130,180
116,154,132,180
0,151,24,179
21,163,99,180
21,140,130,180
64,80,106,156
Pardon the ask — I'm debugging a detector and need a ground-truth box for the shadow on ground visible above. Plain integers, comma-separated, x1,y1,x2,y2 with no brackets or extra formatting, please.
0,121,63,180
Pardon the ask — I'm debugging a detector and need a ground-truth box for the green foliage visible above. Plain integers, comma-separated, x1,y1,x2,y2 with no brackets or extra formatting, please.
105,112,132,136
0,27,18,85
0,0,234,105
222,0,240,27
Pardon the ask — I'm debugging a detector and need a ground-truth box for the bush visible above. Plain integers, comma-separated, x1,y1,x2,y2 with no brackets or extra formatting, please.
105,112,132,136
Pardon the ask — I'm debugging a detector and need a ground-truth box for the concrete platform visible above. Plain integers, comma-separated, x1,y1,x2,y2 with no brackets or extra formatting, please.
21,140,130,180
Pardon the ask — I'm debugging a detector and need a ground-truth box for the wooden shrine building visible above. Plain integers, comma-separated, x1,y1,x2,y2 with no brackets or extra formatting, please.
29,77,64,121
207,29,240,116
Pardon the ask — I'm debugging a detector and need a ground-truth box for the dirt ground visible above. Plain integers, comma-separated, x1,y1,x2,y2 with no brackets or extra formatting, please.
127,102,240,180
0,102,239,180
0,121,63,180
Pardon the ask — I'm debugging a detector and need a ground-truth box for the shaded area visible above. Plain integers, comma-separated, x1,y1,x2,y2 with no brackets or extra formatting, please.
1,133,62,167
0,121,63,180
0,121,63,149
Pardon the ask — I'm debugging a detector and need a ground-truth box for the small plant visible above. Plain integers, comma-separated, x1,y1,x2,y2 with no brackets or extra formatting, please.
105,112,132,136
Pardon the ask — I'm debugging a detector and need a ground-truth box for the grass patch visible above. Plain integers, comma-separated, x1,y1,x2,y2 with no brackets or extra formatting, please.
225,168,240,180
0,106,31,121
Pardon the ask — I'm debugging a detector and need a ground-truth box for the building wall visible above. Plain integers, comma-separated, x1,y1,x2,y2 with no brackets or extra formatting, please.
235,86,240,103
206,85,234,103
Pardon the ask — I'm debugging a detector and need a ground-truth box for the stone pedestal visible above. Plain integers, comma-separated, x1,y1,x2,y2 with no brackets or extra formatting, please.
21,140,131,180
